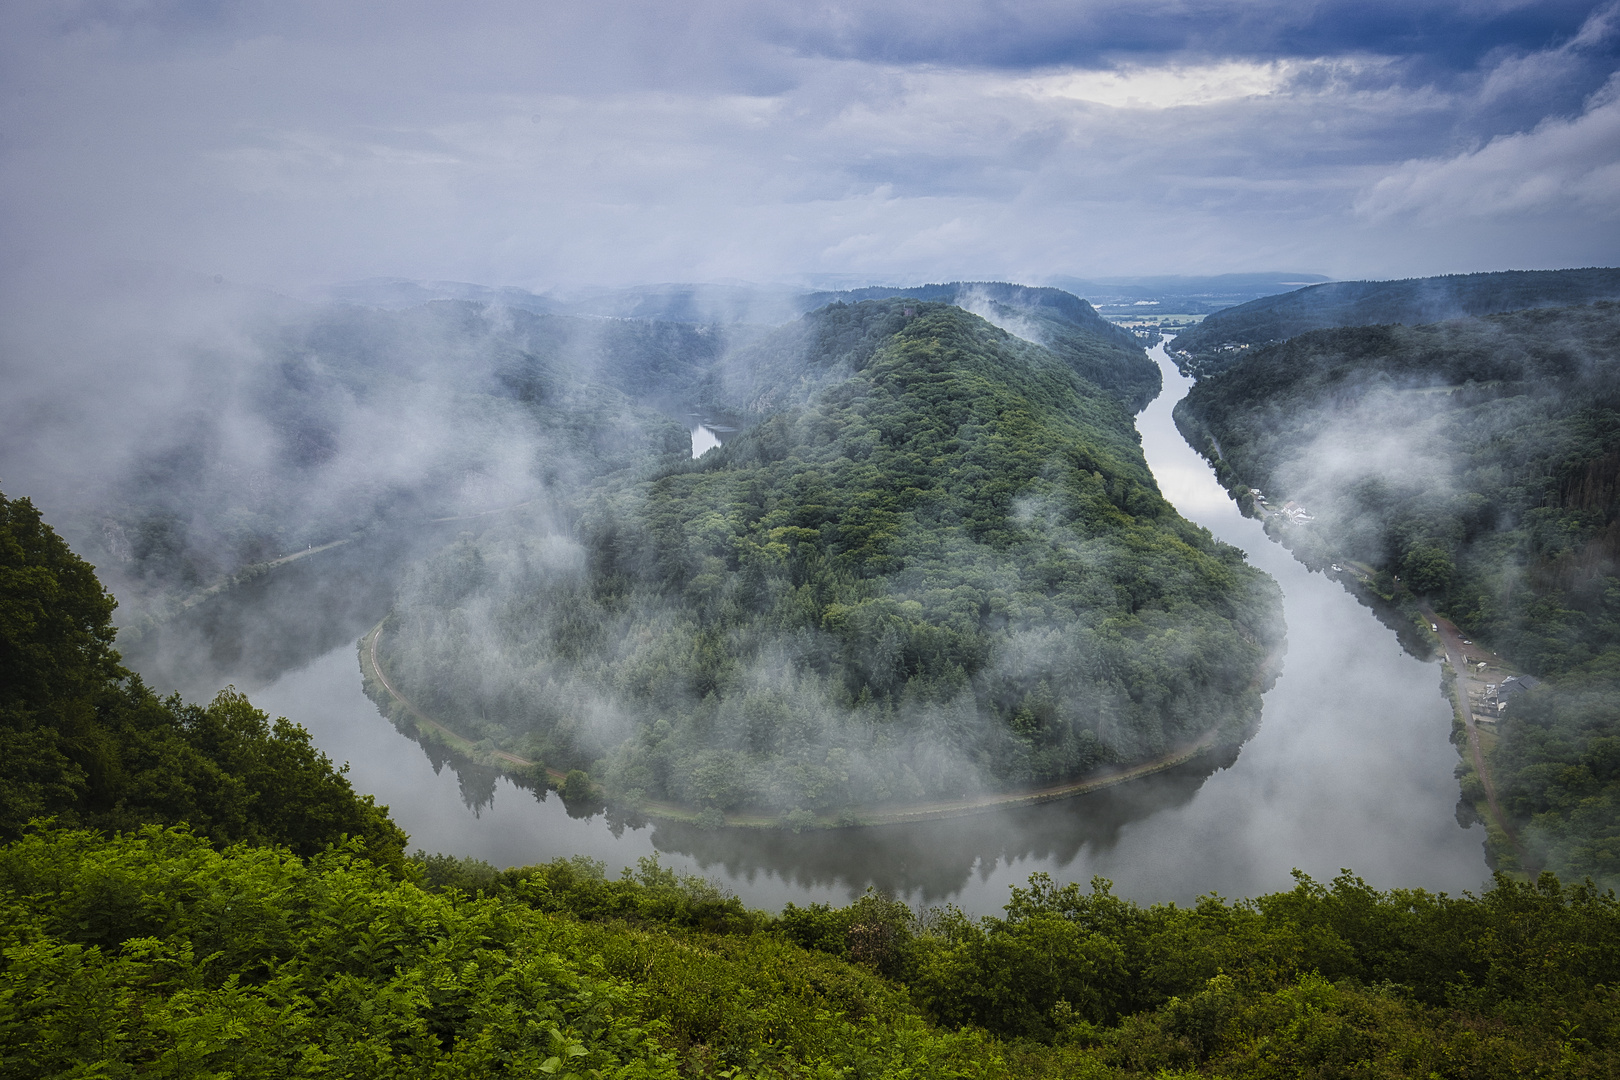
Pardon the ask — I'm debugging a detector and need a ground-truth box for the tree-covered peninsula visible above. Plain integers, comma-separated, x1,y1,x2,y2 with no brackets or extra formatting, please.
1175,301,1620,886
376,301,1282,819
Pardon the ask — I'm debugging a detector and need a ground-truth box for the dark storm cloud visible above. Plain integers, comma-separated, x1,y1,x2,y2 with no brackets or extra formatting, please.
761,1,1604,68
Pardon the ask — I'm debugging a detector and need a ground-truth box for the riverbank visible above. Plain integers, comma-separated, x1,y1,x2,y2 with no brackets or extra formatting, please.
359,617,1283,831
1423,607,1534,873
1172,396,1533,876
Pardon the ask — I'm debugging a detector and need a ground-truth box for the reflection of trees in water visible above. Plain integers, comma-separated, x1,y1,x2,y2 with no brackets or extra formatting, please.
411,737,1238,901
1262,532,1436,664
634,750,1236,904
1342,579,1437,662
421,737,456,776
455,763,504,816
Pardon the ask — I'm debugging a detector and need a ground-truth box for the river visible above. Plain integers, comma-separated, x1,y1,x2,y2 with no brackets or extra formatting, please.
132,341,1490,914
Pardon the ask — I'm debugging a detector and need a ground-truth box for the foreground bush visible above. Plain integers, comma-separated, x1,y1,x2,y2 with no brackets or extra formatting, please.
0,827,999,1079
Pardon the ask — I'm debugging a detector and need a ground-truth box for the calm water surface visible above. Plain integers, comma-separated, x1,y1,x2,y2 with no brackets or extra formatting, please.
139,342,1489,914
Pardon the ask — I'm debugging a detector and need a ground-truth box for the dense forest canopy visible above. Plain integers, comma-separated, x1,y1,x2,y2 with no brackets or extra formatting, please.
1173,267,1620,377
1175,301,1620,886
378,301,1280,818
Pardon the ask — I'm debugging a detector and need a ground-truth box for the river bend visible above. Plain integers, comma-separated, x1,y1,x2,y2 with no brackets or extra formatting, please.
139,342,1489,914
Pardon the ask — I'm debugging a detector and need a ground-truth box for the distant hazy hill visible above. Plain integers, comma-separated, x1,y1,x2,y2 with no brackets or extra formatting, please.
1046,272,1332,317
51,297,709,636
326,274,1328,325
324,278,569,314
1172,267,1620,375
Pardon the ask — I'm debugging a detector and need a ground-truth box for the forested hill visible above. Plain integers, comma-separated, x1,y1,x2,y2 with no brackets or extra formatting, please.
798,282,1135,348
793,281,1160,410
379,300,1281,820
1174,301,1620,887
1173,267,1620,376
52,281,1151,639
700,291,1156,417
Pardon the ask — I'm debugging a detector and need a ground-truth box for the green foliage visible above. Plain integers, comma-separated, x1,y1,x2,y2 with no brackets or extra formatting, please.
880,869,1620,1077
1,493,123,828
0,827,682,1079
382,302,1281,813
567,919,998,1077
498,855,767,937
778,890,918,978
1176,303,1620,884
7,825,1620,1078
1492,659,1620,884
0,827,1001,1079
0,491,407,871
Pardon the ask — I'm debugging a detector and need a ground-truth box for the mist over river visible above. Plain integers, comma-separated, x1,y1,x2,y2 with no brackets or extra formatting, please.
128,341,1489,914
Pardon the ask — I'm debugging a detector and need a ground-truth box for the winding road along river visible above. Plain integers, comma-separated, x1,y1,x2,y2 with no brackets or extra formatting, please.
187,341,1490,914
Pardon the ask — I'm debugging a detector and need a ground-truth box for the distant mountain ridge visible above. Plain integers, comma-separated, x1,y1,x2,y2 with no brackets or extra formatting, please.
1172,267,1620,375
1046,273,1333,318
320,279,1165,412
323,274,1325,334
327,278,1134,334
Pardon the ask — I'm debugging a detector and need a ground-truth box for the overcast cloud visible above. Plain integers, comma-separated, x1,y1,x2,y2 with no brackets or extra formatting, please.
2,0,1617,292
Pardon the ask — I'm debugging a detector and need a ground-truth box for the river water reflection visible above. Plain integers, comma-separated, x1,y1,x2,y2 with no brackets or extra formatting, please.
132,342,1489,914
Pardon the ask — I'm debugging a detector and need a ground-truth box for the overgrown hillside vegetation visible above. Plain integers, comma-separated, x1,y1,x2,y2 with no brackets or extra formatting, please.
0,492,406,868
8,826,1620,1079
378,301,1281,818
1175,302,1620,885
4,502,1619,1078
1173,267,1620,377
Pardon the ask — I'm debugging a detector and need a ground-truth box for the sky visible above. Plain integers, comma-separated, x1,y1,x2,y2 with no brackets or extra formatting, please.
2,0,1618,292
